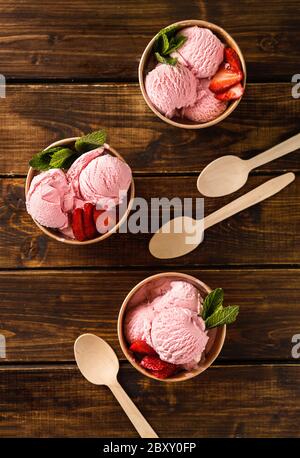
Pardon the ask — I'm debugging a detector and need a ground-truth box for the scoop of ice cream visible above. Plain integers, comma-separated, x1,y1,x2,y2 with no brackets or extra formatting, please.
151,307,208,367
124,303,155,345
26,169,74,229
172,26,224,78
152,280,201,313
182,78,227,123
67,146,132,209
145,63,197,118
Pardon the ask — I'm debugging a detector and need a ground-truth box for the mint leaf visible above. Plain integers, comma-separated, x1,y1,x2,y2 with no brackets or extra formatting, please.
165,35,187,54
157,24,178,39
49,148,75,169
161,33,169,54
155,52,177,66
75,129,107,154
201,288,224,320
205,305,239,329
29,146,63,171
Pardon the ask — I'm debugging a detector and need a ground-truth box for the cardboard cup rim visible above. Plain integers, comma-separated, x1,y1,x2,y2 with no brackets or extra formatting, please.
118,272,226,383
25,137,135,245
138,19,247,129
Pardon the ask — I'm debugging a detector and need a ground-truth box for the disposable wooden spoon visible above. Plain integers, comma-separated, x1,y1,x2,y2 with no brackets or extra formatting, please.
197,133,300,197
149,172,295,259
74,333,158,438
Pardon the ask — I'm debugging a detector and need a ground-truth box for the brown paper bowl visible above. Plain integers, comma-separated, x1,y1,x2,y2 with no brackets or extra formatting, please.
138,19,246,129
25,137,135,245
118,272,226,382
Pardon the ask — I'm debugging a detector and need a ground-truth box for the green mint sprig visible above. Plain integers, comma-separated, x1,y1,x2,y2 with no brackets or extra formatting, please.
154,25,187,66
200,288,239,329
29,129,107,171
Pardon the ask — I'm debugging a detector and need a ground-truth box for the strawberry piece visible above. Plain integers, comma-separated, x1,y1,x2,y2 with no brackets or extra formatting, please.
152,367,178,379
141,355,177,372
83,203,97,239
209,63,243,93
129,340,157,356
71,208,86,241
215,83,244,101
93,207,105,225
224,47,242,72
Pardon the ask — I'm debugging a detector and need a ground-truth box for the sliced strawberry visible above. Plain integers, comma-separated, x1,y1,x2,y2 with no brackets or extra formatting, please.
83,203,97,239
209,63,243,93
224,47,242,72
215,83,244,101
141,355,177,372
93,207,105,225
129,340,157,356
152,366,178,379
71,208,86,241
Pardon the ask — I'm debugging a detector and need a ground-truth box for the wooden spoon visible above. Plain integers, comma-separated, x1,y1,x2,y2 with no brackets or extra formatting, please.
74,333,158,438
197,133,300,197
149,172,295,259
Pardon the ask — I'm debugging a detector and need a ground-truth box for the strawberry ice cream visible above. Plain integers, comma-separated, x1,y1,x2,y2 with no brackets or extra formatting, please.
172,26,224,78
151,307,208,367
145,63,197,118
67,146,132,209
26,169,74,229
124,278,208,369
182,78,227,122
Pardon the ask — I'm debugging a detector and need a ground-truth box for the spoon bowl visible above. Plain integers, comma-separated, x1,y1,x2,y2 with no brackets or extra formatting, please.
197,155,249,197
74,333,119,385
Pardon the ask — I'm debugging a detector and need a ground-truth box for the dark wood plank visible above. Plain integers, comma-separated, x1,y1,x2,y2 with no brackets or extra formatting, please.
0,175,299,268
0,269,299,363
0,83,299,175
0,1,299,81
0,364,299,437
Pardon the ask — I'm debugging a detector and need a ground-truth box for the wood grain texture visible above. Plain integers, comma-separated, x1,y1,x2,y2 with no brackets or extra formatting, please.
0,269,299,363
0,83,299,175
0,364,299,437
0,0,299,81
0,175,298,268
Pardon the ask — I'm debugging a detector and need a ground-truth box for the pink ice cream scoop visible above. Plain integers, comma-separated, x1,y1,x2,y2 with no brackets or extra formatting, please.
182,78,227,123
26,168,74,229
124,278,208,368
145,63,197,118
151,280,201,313
66,146,132,209
151,307,208,367
172,26,224,78
125,302,155,346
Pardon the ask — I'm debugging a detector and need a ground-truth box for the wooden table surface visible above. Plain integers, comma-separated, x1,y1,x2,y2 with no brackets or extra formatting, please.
0,0,299,438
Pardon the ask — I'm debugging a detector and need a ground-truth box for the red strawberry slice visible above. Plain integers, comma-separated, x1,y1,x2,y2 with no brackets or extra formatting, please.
129,340,157,356
83,203,97,239
152,367,178,379
141,355,177,373
215,83,244,101
71,208,86,241
93,207,105,225
209,63,243,93
224,47,242,72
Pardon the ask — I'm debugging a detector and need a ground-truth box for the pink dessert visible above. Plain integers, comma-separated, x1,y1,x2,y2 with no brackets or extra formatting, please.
26,169,74,229
145,63,197,118
171,26,224,78
124,278,209,373
26,141,132,241
182,78,227,123
144,25,245,123
67,147,132,209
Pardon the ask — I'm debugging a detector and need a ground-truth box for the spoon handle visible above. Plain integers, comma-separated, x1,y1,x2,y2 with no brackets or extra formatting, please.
204,172,295,230
247,133,300,169
109,381,158,438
